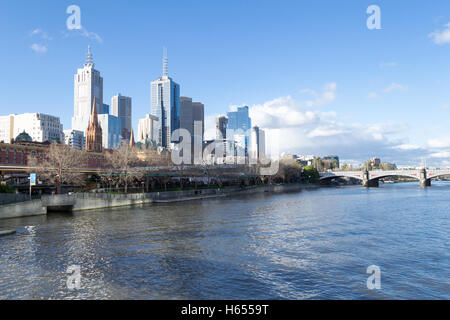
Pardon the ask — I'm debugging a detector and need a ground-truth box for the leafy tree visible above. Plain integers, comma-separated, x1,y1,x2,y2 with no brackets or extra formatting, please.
303,165,320,183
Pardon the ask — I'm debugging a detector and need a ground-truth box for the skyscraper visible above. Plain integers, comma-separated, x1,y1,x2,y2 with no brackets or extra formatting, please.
111,94,132,141
227,106,252,157
180,97,204,162
138,114,159,143
216,116,228,140
97,114,122,149
72,46,104,134
150,50,180,148
71,46,122,150
251,126,266,161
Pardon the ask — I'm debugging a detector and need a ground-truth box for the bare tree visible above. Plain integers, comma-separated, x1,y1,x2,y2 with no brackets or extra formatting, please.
137,146,172,167
28,143,86,194
105,144,144,193
274,158,302,183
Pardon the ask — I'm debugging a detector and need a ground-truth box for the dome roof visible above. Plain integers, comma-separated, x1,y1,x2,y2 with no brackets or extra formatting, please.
15,131,33,142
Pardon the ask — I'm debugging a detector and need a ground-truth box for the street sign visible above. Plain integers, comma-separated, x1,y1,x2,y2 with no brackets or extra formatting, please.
30,173,37,187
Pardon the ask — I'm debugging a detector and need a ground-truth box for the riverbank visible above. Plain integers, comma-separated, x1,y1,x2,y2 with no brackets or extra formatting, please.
0,183,316,220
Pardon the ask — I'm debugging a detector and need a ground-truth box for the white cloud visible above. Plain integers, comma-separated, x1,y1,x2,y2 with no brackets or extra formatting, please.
30,43,48,53
30,28,52,40
367,83,408,99
300,82,337,107
307,127,346,138
383,83,409,94
430,151,450,158
429,22,450,45
204,85,450,166
427,136,450,149
250,96,319,129
63,27,103,43
393,144,421,151
205,88,418,163
368,92,379,99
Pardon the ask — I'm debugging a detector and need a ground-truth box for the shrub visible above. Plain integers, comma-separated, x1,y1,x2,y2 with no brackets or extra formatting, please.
0,184,14,194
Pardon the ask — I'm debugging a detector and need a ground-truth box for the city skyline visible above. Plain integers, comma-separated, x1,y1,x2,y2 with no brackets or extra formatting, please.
3,1,450,166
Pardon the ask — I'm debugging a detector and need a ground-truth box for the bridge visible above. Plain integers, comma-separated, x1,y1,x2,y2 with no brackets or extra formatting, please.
320,168,450,188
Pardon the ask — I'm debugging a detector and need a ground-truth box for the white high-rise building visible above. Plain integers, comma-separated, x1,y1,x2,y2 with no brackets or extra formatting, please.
0,113,64,143
70,46,123,150
72,46,104,134
150,50,180,148
64,129,85,150
138,114,159,143
251,126,266,161
0,115,15,143
111,94,132,141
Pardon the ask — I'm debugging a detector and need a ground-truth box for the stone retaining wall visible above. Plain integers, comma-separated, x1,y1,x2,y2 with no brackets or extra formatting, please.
0,184,306,219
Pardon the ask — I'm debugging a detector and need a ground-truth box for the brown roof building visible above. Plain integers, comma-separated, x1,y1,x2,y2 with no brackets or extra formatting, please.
85,98,103,153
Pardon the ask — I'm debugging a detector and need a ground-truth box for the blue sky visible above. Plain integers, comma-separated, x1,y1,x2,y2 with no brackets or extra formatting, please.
2,0,450,166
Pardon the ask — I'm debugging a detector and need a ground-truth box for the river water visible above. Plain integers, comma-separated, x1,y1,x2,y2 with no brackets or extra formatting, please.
0,182,449,300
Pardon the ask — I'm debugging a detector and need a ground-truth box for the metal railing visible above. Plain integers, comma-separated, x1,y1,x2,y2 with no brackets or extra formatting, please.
0,194,41,206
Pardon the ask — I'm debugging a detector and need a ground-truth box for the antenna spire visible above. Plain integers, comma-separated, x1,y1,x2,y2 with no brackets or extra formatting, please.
85,45,94,67
163,47,168,77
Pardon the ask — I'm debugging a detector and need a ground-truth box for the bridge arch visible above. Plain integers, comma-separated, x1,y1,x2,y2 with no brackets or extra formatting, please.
367,173,419,181
319,172,364,182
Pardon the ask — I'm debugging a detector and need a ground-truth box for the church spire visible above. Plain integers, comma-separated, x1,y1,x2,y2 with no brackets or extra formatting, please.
129,129,135,148
85,45,94,67
90,97,98,124
86,97,103,153
162,47,168,77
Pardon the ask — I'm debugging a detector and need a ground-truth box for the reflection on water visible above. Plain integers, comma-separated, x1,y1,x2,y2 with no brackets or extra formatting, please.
0,182,449,299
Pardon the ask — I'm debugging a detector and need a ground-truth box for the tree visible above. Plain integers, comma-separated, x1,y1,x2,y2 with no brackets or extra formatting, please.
312,157,324,172
105,144,143,193
274,158,303,183
28,143,86,194
340,163,353,171
303,165,320,183
379,162,396,171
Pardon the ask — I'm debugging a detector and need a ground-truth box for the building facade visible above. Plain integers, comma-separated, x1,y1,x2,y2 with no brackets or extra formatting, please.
1,113,64,144
0,115,15,143
99,103,110,115
251,126,266,161
111,94,132,141
179,97,204,162
85,100,103,153
227,106,252,157
0,141,49,167
150,53,180,148
138,114,159,143
97,114,122,150
216,116,228,140
64,129,85,150
72,46,104,135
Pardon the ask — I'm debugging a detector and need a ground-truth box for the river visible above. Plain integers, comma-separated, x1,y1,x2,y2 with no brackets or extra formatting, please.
0,182,449,299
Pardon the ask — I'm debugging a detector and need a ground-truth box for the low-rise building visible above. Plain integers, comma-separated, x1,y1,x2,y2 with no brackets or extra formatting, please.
0,113,64,144
64,130,85,150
